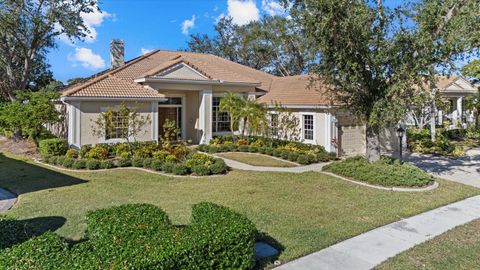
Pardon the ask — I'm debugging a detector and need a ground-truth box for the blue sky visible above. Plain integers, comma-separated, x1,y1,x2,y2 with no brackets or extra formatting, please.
49,0,287,83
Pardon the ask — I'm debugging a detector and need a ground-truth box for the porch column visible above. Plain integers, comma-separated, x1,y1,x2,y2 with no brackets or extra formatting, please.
457,97,463,125
151,102,158,142
247,92,256,101
67,101,81,149
199,89,213,144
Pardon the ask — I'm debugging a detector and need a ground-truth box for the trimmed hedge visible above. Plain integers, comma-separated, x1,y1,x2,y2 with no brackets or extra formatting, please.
323,156,434,187
39,138,68,158
0,203,256,270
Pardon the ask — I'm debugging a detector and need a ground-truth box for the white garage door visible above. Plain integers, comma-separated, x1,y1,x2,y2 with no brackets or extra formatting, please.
340,125,366,156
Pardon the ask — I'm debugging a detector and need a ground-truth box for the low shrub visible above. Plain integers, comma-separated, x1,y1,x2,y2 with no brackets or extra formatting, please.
80,144,92,158
219,144,230,152
185,153,214,169
38,138,68,157
131,156,144,167
197,144,209,152
272,149,282,157
288,152,299,162
162,162,174,173
143,158,152,168
152,150,170,162
56,156,66,166
65,149,78,158
165,154,177,164
238,145,249,152
86,159,101,170
85,146,109,160
100,160,114,169
150,159,163,171
209,159,228,174
280,150,290,160
208,145,220,153
192,164,210,176
117,158,131,167
248,146,258,153
115,143,131,157
323,156,433,187
297,154,310,165
72,159,87,170
264,147,274,155
62,157,75,168
172,164,189,175
45,155,57,164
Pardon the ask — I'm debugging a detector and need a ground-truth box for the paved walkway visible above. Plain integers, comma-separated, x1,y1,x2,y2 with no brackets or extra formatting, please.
405,148,480,188
216,155,328,173
0,188,16,213
276,195,480,270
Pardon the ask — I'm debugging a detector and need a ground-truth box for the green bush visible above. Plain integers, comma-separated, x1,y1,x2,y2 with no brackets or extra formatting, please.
288,152,299,162
143,158,152,168
100,160,114,169
280,150,290,160
297,155,310,165
172,164,189,175
162,162,174,173
197,144,209,152
131,156,144,167
248,146,258,153
62,157,75,168
117,158,131,167
56,156,66,166
165,154,177,163
208,145,220,153
151,159,163,171
264,147,274,155
209,159,228,174
272,149,282,157
115,143,130,157
79,144,92,158
65,149,78,158
86,159,101,170
238,145,249,152
85,146,109,160
152,150,170,161
38,138,68,157
185,153,214,169
323,156,433,187
192,164,210,176
72,159,87,169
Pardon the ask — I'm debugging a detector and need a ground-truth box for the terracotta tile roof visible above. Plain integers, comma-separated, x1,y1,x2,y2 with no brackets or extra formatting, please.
62,49,275,98
258,75,339,106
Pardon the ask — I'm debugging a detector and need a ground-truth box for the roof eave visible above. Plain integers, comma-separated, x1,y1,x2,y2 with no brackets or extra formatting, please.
60,96,167,102
134,77,261,87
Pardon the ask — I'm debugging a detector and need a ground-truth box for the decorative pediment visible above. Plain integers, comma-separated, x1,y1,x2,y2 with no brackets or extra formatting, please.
154,62,209,81
444,77,477,91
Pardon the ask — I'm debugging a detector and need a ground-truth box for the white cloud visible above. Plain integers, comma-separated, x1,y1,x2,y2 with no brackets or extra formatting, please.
81,9,112,43
215,13,226,23
141,48,153,55
68,47,106,70
261,0,288,16
181,15,196,35
227,0,259,25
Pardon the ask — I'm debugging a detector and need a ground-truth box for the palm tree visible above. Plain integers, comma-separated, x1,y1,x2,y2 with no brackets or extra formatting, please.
239,98,267,138
219,92,242,138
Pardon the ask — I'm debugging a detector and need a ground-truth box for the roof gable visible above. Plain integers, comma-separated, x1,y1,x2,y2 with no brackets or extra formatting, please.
153,62,209,81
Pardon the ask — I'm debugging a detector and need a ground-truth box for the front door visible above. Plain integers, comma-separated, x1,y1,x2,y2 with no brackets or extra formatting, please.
158,107,179,139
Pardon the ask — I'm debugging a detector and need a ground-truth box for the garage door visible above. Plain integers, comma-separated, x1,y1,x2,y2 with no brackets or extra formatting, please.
339,125,366,156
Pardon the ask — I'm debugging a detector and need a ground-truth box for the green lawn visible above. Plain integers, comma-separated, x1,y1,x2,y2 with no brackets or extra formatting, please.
0,152,479,262
377,219,480,270
217,152,297,167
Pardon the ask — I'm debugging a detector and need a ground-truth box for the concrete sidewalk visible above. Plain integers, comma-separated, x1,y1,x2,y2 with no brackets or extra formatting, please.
276,195,480,270
0,188,16,213
216,155,328,173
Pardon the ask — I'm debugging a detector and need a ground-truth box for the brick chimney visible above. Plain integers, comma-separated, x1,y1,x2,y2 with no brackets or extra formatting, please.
110,39,125,69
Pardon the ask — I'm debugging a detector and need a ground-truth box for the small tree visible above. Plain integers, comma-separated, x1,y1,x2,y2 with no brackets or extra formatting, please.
238,98,267,138
219,92,243,140
91,103,151,153
161,118,180,150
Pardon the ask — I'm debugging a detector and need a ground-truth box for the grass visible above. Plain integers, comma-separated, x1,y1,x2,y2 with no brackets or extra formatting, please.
377,219,480,270
216,152,297,167
0,152,479,262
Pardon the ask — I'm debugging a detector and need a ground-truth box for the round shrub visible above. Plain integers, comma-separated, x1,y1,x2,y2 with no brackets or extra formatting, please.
131,156,144,167
238,145,249,152
119,151,131,159
172,164,189,175
307,154,318,163
197,144,209,152
162,163,174,173
297,155,310,165
288,152,299,162
272,149,282,157
264,147,274,156
80,144,92,158
86,159,101,170
209,159,228,175
143,158,152,168
219,144,230,152
72,159,87,170
65,149,78,158
62,157,75,168
208,145,220,153
117,158,131,167
45,155,57,164
100,160,114,169
134,148,152,158
185,153,214,169
85,146,109,160
152,150,170,161
248,146,258,153
165,154,177,163
192,164,210,176
281,150,290,160
150,159,163,171
39,138,68,157
115,143,130,157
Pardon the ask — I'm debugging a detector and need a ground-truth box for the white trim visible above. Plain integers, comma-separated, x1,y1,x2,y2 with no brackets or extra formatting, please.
324,113,332,152
266,104,336,109
199,90,213,144
134,77,261,86
151,102,158,142
300,112,315,144
61,96,166,102
157,94,186,140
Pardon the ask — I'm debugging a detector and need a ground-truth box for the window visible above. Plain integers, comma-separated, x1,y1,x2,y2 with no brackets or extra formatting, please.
303,114,314,141
106,111,128,140
269,113,279,137
159,97,182,105
212,97,231,133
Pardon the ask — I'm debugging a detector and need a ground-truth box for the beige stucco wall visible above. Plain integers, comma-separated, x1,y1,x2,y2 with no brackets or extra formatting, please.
79,101,154,146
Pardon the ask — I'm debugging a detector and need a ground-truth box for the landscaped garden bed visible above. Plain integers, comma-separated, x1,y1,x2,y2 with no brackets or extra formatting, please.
39,138,228,176
0,203,256,269
323,156,434,187
197,136,337,165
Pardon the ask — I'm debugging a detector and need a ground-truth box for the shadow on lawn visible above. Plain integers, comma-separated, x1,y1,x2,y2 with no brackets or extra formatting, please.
0,216,66,249
0,152,87,196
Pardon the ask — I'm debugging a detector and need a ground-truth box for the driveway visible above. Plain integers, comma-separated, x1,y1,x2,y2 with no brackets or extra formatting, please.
405,149,480,188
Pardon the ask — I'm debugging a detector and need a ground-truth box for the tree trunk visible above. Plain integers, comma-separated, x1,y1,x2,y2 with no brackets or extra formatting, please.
430,90,437,142
366,124,380,162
